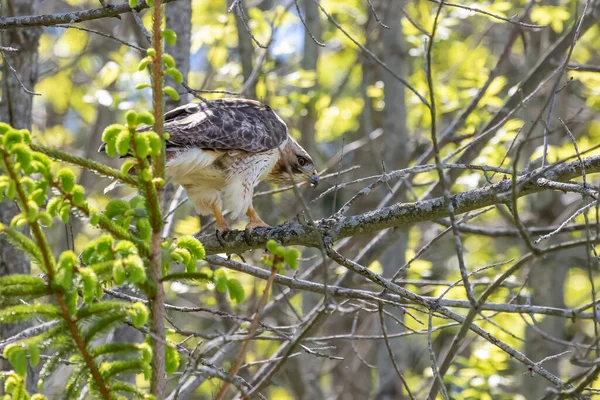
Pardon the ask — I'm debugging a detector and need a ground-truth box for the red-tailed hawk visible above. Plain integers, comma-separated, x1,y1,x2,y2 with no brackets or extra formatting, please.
99,98,319,232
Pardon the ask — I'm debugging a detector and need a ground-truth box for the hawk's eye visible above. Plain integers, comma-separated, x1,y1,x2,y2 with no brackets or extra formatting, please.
298,157,308,167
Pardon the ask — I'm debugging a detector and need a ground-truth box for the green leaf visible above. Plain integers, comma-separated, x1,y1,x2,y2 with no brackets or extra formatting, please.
65,290,78,315
136,112,155,126
165,68,183,84
165,346,179,375
28,344,40,367
80,267,99,304
113,263,126,285
105,199,129,219
128,302,149,328
58,203,70,224
163,86,180,101
135,82,151,90
161,29,177,45
29,188,46,207
0,122,12,135
284,248,300,270
275,246,285,257
129,195,146,209
162,54,175,68
126,110,138,127
141,168,152,181
116,129,132,156
3,129,23,150
129,0,138,7
114,240,138,257
226,279,245,303
57,168,76,193
135,135,150,158
136,218,151,242
81,235,115,264
38,349,67,391
214,269,227,293
144,132,162,156
138,57,151,71
101,124,124,143
4,345,27,377
12,143,32,172
266,240,278,253
55,251,77,290
71,185,85,206
124,255,146,283
121,158,137,175
176,236,205,260
105,140,118,158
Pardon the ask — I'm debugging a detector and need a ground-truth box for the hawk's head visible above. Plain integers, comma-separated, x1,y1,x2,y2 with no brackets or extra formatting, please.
267,136,319,187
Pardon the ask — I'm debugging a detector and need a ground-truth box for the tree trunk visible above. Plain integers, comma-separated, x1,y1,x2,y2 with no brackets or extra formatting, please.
0,0,42,392
375,1,412,398
298,0,322,162
522,28,569,397
229,0,256,99
165,0,191,110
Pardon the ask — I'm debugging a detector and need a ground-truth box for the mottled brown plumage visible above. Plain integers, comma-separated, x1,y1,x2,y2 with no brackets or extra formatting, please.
158,99,288,153
99,98,319,232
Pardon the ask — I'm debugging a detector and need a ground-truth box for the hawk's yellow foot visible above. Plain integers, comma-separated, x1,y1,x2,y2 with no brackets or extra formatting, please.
212,203,231,233
246,206,269,233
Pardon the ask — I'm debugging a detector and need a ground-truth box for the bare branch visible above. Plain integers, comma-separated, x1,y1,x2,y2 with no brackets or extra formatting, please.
0,0,178,29
197,154,600,257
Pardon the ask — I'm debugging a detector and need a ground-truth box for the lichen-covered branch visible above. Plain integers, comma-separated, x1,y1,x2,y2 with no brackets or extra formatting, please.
0,0,178,29
198,154,600,255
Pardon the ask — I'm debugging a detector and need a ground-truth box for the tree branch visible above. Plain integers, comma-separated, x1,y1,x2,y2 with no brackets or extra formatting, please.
0,0,178,29
197,154,600,255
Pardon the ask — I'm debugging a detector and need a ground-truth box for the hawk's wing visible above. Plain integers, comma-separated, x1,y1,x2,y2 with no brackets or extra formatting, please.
98,99,288,154
159,99,287,153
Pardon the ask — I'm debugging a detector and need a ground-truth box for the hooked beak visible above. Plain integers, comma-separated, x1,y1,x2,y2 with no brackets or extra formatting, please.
309,170,319,187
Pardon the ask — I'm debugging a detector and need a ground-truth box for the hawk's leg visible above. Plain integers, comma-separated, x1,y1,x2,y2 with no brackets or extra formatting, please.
246,206,269,232
212,203,230,235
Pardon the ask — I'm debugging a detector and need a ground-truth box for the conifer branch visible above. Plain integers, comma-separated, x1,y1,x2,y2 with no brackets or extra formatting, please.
1,148,112,400
149,0,167,395
30,143,137,186
52,183,150,255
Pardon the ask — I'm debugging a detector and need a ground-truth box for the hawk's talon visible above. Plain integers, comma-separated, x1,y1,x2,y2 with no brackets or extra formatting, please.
215,230,227,247
243,229,253,246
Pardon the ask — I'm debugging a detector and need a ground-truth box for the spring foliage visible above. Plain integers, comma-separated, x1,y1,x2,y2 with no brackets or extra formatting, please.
0,5,249,397
0,118,300,398
0,117,204,398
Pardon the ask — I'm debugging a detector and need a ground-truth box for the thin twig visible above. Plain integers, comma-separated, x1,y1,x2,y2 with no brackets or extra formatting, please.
214,266,277,400
378,305,415,400
427,0,545,28
0,50,40,96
